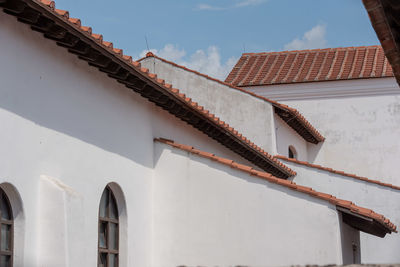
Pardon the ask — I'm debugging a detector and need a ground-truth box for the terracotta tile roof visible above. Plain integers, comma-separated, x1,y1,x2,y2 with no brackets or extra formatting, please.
139,52,324,144
155,138,397,236
276,155,400,191
226,46,394,86
363,0,400,86
0,0,295,178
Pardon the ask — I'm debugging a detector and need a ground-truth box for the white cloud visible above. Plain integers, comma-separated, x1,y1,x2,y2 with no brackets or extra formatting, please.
234,0,267,7
139,44,186,61
284,24,327,51
196,0,267,11
196,4,225,10
139,44,237,81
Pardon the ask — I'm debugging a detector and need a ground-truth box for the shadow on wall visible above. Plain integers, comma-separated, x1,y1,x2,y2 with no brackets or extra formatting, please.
339,213,361,264
0,12,154,169
154,145,336,211
307,141,324,163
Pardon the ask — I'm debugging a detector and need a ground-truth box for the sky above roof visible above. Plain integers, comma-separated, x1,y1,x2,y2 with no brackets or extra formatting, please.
53,0,379,80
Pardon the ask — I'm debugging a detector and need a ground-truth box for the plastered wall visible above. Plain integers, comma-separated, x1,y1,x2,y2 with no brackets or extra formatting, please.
0,12,256,267
282,160,400,264
246,79,400,185
274,114,308,161
153,142,347,267
141,57,277,154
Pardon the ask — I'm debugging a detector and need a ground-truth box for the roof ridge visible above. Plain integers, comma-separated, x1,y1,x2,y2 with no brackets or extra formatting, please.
155,138,397,234
275,155,400,191
138,52,325,143
242,45,383,55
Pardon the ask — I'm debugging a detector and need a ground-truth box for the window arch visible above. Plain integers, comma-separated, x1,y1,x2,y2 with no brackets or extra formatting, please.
0,188,13,267
98,186,119,267
288,145,297,159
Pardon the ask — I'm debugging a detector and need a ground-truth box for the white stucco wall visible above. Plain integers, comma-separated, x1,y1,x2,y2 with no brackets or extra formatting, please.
0,12,257,267
274,114,308,161
282,160,400,264
152,142,355,267
141,57,278,154
339,214,361,265
0,9,389,267
245,79,400,185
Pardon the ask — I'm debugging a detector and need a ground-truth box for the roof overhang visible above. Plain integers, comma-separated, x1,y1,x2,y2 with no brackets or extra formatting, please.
140,54,325,144
156,138,397,237
0,0,295,178
338,207,392,237
363,0,400,86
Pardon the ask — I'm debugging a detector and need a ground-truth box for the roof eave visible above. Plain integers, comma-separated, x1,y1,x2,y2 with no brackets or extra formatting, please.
363,0,400,86
141,54,325,144
0,0,294,178
156,138,397,236
338,207,393,237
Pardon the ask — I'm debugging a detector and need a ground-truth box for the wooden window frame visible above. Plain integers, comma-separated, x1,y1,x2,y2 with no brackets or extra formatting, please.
98,186,119,267
0,188,13,267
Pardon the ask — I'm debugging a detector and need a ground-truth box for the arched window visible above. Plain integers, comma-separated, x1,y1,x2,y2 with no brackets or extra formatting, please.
0,188,13,267
288,146,297,159
98,186,119,267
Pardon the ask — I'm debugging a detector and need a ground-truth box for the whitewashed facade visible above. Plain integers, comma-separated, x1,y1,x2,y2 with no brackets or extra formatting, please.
140,53,400,264
0,2,397,267
246,78,400,185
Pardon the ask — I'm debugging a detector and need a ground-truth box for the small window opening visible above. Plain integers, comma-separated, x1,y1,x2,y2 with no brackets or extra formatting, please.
98,186,119,267
0,188,13,267
288,146,297,159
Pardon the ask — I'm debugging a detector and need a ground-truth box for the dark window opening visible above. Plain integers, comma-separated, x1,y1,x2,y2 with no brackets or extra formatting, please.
0,188,13,267
288,146,297,159
98,186,119,267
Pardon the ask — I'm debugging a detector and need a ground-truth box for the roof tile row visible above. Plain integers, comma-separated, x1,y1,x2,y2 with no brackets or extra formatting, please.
156,138,397,233
30,0,295,177
226,46,394,86
140,52,325,143
276,155,400,191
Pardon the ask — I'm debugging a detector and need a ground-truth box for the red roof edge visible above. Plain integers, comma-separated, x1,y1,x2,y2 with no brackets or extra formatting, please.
275,155,400,191
0,0,296,178
362,0,400,86
139,53,325,144
155,138,397,236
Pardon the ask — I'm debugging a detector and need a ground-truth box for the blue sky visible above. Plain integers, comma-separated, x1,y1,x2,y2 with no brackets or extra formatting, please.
54,0,379,80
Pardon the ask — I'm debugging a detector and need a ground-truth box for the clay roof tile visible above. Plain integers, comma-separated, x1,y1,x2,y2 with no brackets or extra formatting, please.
275,155,400,191
138,52,324,144
55,9,69,18
40,0,55,9
227,46,394,86
154,138,397,233
12,0,297,179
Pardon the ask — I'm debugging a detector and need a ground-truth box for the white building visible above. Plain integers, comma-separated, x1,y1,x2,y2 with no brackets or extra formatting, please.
0,0,398,267
223,46,400,263
226,46,399,185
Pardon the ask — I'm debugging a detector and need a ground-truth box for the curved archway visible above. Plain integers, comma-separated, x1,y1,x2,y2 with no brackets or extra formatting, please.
0,183,24,267
97,182,127,267
288,145,297,159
